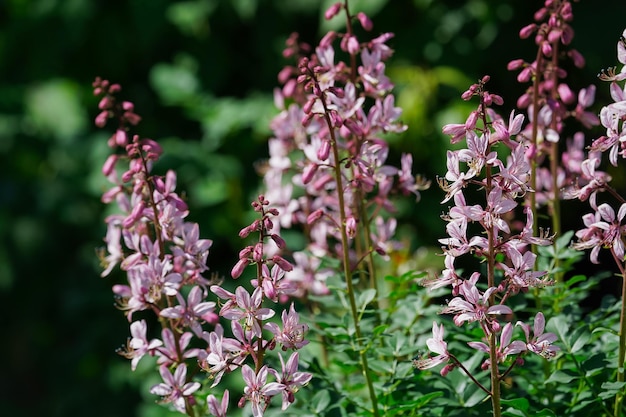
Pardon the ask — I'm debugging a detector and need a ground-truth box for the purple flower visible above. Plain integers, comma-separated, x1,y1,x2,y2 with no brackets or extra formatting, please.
413,322,450,373
150,364,200,414
269,352,313,410
222,287,275,337
241,365,286,417
517,312,560,359
442,282,512,326
265,303,309,350
207,390,229,417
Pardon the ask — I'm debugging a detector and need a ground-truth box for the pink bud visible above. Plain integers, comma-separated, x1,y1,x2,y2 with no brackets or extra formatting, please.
270,234,286,249
357,12,373,31
231,258,250,279
569,49,585,68
115,129,127,146
465,111,478,130
253,242,264,263
541,41,552,57
324,2,342,20
98,96,111,110
301,163,318,184
547,29,562,44
272,255,293,271
345,216,357,238
317,139,330,161
108,84,121,93
519,24,536,39
557,83,575,104
320,31,336,48
95,111,109,128
306,209,324,224
517,66,533,83
507,59,525,71
102,154,118,176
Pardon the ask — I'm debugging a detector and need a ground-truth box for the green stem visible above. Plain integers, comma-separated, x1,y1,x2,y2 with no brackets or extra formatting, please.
610,248,626,416
327,117,380,417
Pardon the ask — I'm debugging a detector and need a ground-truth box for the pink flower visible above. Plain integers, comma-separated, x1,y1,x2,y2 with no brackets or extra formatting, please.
150,364,200,414
207,390,229,417
118,319,163,371
413,322,450,373
517,312,560,358
468,322,527,368
241,365,286,417
442,282,512,326
222,287,275,337
269,352,313,410
265,303,309,350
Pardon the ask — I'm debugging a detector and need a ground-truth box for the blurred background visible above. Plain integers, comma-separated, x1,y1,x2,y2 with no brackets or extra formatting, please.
1,0,624,416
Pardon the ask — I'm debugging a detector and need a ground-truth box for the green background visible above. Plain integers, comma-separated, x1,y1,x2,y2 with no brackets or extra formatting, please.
1,0,624,415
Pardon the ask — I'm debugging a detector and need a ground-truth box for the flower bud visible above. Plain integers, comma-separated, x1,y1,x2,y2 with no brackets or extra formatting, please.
102,154,118,176
115,129,128,146
507,59,525,71
270,233,286,249
317,139,331,161
231,258,250,279
306,209,324,224
357,12,373,31
272,255,293,272
519,23,536,39
324,2,342,20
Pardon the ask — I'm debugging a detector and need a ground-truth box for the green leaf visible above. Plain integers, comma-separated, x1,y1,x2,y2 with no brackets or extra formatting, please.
358,288,377,312
311,389,331,414
599,381,626,399
570,328,591,353
501,397,529,411
545,370,579,384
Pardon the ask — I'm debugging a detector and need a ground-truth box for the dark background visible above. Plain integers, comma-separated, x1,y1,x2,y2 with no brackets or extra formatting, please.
1,1,624,416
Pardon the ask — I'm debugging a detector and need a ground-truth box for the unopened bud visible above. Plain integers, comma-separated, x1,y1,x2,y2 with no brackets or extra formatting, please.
270,233,286,249
324,2,342,20
357,12,373,31
272,255,293,272
519,23,536,39
317,139,331,161
231,258,250,279
306,209,324,224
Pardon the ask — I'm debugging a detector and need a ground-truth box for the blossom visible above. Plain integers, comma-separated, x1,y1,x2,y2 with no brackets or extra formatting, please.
442,282,512,327
413,322,450,373
207,390,229,417
265,303,309,350
160,286,217,335
150,364,201,414
117,319,163,371
269,352,312,410
241,365,286,417
221,287,275,337
468,322,527,368
517,312,560,358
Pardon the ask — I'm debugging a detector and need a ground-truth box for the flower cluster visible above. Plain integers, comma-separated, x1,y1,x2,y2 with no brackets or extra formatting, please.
571,30,626,265
416,76,558,390
262,2,430,296
94,78,310,417
507,0,600,209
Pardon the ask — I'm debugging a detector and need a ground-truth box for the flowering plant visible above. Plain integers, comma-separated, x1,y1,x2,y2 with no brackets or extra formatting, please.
92,1,626,416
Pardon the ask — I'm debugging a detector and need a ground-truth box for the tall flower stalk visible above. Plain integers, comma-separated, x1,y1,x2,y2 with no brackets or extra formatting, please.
93,78,311,417
507,0,599,283
416,77,558,417
570,29,626,416
262,2,429,414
